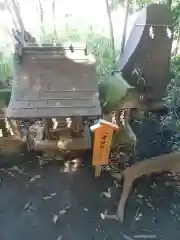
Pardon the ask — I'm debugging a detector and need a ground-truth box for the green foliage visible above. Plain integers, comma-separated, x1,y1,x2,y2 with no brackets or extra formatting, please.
39,25,116,76
171,0,180,39
171,55,180,79
135,0,161,8
161,77,180,150
1,24,116,81
0,52,12,86
161,53,180,150
99,73,131,114
1,0,180,86
158,1,180,151
87,34,115,76
108,0,124,11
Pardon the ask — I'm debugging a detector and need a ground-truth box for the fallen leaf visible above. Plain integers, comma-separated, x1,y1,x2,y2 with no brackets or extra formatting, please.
134,235,156,239
100,210,118,220
123,234,134,240
100,213,105,220
10,166,26,175
7,171,15,178
56,236,62,240
102,192,111,198
10,166,20,171
42,192,56,200
165,181,171,187
50,193,56,196
24,200,32,211
63,204,71,211
170,209,174,215
114,180,119,188
42,196,53,200
151,182,156,188
52,214,59,224
135,213,143,221
58,205,71,215
52,205,71,222
39,159,45,167
137,194,144,199
59,210,67,215
29,175,41,182
145,200,154,210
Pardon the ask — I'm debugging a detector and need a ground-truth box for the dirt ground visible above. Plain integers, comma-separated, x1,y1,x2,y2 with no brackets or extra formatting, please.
1,156,180,240
1,118,180,240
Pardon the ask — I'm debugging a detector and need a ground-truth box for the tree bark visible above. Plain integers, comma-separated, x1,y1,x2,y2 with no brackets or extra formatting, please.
7,0,25,44
120,0,130,55
38,0,44,35
52,0,57,36
105,0,116,69
167,0,172,9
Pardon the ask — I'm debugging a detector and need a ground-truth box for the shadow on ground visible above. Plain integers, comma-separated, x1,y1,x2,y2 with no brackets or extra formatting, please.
0,157,180,240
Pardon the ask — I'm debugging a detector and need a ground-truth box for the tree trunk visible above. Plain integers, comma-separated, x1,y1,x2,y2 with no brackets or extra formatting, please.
38,0,44,34
52,0,57,37
7,0,25,44
120,0,130,55
38,0,44,23
167,0,172,9
105,0,116,69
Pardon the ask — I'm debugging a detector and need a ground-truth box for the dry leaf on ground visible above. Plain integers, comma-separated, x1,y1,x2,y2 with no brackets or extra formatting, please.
10,166,28,175
102,191,111,198
134,235,156,239
52,205,70,224
42,196,53,200
135,212,143,221
29,175,41,182
42,192,56,200
100,213,105,220
59,210,67,216
102,188,111,198
123,234,134,240
24,200,32,211
50,193,56,196
114,180,120,188
7,171,15,178
56,236,62,240
52,214,59,224
100,211,118,220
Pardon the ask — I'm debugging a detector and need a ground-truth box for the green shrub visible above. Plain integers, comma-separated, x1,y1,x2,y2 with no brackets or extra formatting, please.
161,77,180,150
171,54,180,80
0,52,12,86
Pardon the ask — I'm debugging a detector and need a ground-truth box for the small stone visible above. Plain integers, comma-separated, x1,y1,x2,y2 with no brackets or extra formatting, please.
52,214,59,224
100,213,105,220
